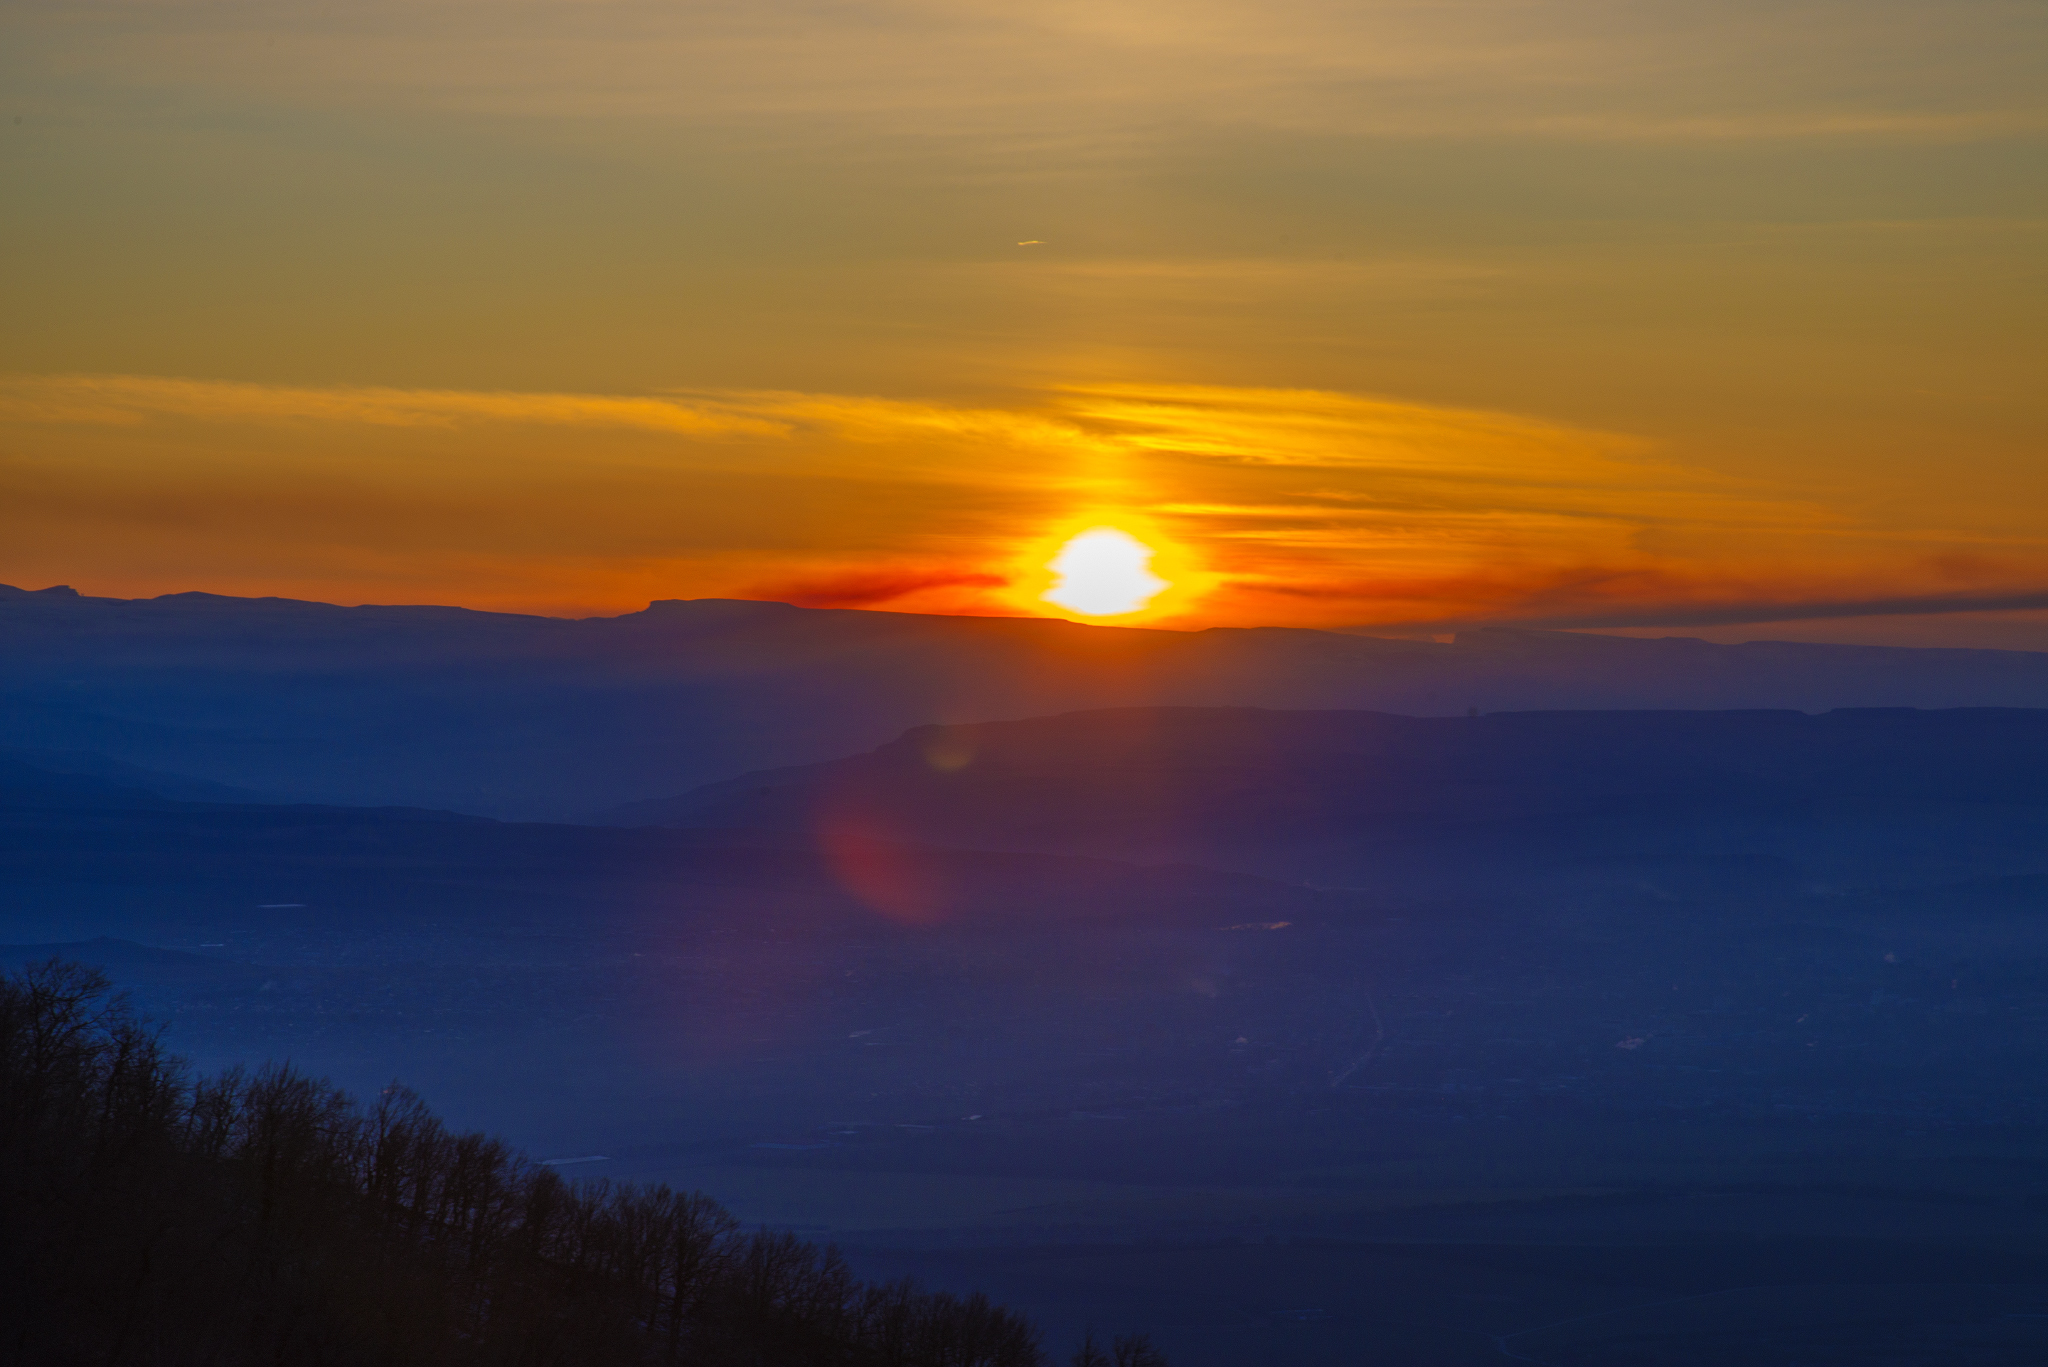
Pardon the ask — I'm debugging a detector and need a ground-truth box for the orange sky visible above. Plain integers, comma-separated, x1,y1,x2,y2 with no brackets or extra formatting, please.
3,1,2045,645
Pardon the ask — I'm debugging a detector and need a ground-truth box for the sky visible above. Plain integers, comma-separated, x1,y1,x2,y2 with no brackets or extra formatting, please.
3,0,2045,644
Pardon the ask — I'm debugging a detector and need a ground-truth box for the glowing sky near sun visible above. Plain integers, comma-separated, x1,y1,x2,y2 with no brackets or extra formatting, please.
1,1,2044,644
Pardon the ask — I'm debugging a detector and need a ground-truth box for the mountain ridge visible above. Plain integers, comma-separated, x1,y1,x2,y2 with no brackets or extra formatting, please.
8,584,2048,820
602,704,2048,894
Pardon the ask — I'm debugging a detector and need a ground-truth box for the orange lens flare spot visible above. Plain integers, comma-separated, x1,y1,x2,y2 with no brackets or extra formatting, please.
1039,528,1169,617
817,806,949,925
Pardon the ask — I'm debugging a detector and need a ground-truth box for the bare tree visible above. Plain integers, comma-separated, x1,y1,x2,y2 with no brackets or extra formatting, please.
4,959,1145,1367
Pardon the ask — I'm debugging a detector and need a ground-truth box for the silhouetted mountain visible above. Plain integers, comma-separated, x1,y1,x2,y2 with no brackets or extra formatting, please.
0,746,285,804
610,706,2048,894
0,752,186,811
8,583,2048,819
0,747,282,809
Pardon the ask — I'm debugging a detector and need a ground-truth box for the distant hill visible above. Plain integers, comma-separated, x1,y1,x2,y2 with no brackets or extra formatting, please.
606,706,2048,895
0,787,1309,935
8,582,2048,820
0,747,283,806
0,753,185,811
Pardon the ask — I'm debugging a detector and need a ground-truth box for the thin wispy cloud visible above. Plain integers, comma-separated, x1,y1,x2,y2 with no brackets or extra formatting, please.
1542,588,2048,631
16,371,2041,632
0,375,785,438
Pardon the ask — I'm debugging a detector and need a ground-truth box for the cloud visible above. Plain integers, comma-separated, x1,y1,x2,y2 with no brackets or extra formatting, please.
742,567,1011,610
6,371,2042,634
1446,588,2048,632
1258,560,2048,635
0,374,786,438
1056,382,1650,478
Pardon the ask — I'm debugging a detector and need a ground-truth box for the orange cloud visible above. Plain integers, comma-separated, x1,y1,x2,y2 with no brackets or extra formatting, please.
5,373,2045,640
744,568,1012,611
0,374,784,437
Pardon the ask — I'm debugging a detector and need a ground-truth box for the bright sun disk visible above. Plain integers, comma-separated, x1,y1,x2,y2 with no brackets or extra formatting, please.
1040,528,1169,616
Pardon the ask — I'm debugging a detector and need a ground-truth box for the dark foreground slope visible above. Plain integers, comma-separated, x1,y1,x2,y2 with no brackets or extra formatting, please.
0,960,1048,1367
9,582,2048,818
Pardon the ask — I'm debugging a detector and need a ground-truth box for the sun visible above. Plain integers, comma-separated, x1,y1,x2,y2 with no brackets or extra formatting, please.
1040,528,1170,617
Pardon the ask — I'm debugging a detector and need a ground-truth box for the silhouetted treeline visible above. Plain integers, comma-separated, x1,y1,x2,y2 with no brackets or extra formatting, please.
0,960,1058,1366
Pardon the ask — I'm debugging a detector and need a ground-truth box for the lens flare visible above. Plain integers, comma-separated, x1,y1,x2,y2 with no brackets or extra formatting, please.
1040,528,1170,617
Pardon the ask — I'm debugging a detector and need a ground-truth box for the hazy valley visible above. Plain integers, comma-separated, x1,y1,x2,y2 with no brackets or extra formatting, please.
7,590,2048,1362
